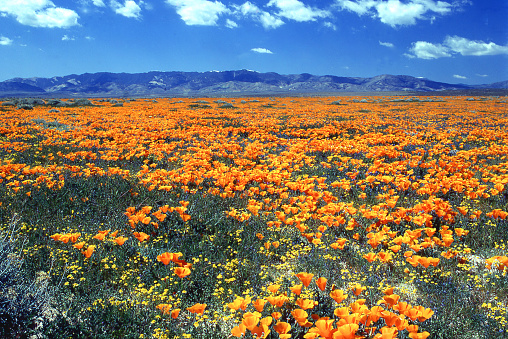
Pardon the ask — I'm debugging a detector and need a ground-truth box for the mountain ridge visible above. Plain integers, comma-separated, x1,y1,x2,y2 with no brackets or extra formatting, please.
1,70,506,97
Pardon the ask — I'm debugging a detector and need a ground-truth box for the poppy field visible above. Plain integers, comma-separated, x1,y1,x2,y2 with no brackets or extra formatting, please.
0,95,507,338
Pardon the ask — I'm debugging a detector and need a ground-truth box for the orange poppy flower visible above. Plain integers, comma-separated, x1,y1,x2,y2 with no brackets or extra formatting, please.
157,252,173,265
417,307,434,321
242,313,260,331
388,245,401,253
268,284,280,294
174,266,191,278
351,283,366,296
266,295,287,307
50,233,62,241
393,302,411,314
186,303,206,315
407,324,419,333
260,316,272,327
382,294,400,308
272,312,282,321
350,301,368,314
112,236,127,246
363,252,377,263
94,229,110,240
383,287,394,295
93,232,107,241
378,251,393,263
334,306,349,318
418,257,432,268
231,323,246,338
133,231,149,242
335,323,359,339
290,284,303,295
171,309,180,319
367,306,384,323
291,308,308,324
68,233,81,243
409,332,430,339
377,326,397,339
406,256,420,267
312,319,335,339
296,272,314,287
152,210,167,222
227,297,243,311
73,241,85,250
125,206,136,216
141,205,152,214
156,303,171,315
82,245,95,259
330,289,347,304
316,277,327,291
228,296,251,311
405,308,421,321
381,311,401,327
273,321,291,337
250,323,270,339
253,298,267,312
295,298,316,310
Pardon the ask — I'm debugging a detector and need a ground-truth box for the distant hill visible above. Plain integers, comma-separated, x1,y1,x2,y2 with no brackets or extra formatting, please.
472,80,508,89
0,70,505,97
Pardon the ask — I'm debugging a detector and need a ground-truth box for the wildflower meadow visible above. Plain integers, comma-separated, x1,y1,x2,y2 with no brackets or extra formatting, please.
0,96,507,338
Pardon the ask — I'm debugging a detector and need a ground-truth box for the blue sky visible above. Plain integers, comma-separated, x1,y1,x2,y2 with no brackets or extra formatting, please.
1,0,507,84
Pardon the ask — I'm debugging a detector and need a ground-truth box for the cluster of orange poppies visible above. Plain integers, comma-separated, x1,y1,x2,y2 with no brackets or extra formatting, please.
156,252,192,278
124,202,191,229
228,274,433,339
2,96,507,337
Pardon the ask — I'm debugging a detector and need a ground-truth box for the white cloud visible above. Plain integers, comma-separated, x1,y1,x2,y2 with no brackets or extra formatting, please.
111,0,142,18
337,0,376,15
267,0,330,22
407,40,451,59
92,0,106,6
453,74,466,79
444,35,508,56
234,2,284,29
408,36,508,59
476,74,488,77
0,0,79,28
335,0,453,27
379,41,394,47
258,11,285,28
0,36,13,46
62,34,75,41
376,1,427,26
237,1,260,16
225,18,238,28
251,47,273,54
166,0,228,26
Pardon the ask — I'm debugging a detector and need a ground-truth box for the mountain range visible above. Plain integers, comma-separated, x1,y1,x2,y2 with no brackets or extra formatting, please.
1,70,507,97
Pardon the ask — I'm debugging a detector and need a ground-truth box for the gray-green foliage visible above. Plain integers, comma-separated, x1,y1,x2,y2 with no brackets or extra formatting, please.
0,217,51,337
